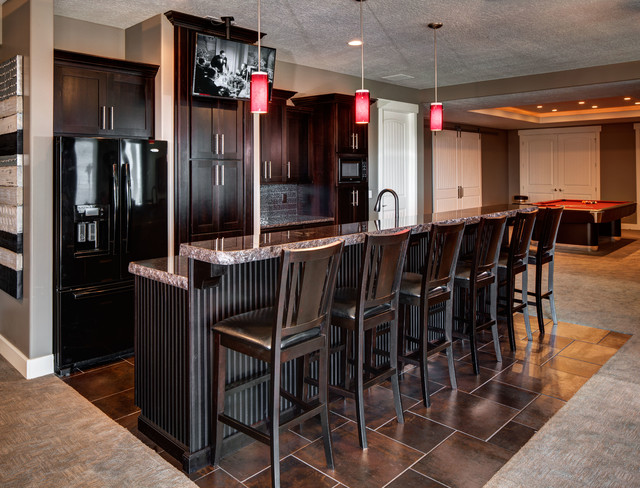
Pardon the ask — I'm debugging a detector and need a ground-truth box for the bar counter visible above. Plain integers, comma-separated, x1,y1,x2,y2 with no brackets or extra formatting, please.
129,204,535,472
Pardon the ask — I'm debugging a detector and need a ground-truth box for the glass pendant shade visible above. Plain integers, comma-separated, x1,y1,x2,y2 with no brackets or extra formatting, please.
430,102,443,131
355,89,370,124
250,71,268,114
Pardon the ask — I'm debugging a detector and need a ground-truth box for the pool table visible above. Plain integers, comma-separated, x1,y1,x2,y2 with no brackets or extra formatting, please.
533,199,637,249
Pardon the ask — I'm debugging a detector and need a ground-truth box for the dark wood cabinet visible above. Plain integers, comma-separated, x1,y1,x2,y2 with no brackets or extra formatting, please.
54,50,157,137
191,98,243,160
260,101,285,183
190,159,244,239
337,183,368,224
285,108,311,183
336,100,368,155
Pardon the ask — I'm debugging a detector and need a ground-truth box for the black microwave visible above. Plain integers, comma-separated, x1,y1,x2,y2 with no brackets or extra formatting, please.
338,155,367,183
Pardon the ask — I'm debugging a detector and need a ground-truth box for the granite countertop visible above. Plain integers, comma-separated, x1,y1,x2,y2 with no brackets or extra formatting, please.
181,204,536,266
260,215,334,230
128,256,190,290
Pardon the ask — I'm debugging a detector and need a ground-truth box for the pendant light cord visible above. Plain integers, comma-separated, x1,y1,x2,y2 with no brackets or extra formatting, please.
360,0,364,91
258,0,261,67
433,27,437,104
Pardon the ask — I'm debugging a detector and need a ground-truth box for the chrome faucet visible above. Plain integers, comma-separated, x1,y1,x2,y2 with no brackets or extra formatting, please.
374,188,399,227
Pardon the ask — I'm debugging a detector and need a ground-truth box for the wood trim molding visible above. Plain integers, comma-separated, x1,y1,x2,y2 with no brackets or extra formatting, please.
54,49,159,77
164,10,264,43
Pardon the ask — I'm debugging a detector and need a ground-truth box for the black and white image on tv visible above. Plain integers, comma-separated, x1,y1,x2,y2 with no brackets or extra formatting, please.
192,33,276,100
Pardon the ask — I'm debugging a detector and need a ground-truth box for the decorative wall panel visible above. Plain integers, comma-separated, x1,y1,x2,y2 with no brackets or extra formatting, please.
0,56,23,299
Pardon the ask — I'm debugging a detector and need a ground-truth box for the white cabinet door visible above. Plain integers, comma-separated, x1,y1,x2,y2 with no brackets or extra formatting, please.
519,127,600,202
433,130,460,212
459,132,482,208
557,132,598,200
433,130,482,212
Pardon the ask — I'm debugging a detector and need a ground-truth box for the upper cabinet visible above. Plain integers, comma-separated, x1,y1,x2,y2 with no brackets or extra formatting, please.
191,98,243,160
54,50,158,138
336,99,368,155
285,108,312,183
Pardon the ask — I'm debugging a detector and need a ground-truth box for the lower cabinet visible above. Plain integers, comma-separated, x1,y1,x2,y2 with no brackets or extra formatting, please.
190,159,244,238
337,183,368,224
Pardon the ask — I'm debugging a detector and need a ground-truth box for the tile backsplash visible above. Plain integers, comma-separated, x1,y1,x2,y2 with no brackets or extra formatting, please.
260,183,317,223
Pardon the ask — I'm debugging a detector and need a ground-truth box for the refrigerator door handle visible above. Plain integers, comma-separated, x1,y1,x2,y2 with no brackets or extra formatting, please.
124,162,132,254
112,163,118,254
72,282,134,300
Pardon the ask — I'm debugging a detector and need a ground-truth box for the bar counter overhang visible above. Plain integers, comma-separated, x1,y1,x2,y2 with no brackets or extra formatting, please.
129,204,536,473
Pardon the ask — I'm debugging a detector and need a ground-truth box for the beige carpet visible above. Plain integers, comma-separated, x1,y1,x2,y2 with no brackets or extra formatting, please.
487,231,640,487
0,357,196,488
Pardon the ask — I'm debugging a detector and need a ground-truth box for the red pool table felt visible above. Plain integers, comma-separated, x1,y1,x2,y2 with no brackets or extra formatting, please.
533,199,629,211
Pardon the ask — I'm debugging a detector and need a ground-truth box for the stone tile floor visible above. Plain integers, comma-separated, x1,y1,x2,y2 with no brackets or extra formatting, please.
62,316,630,488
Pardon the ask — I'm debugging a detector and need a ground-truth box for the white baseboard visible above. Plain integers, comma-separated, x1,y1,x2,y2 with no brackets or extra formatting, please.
622,223,640,231
0,334,53,379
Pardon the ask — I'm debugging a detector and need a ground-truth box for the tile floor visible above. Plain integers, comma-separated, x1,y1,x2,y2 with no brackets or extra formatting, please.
62,316,630,488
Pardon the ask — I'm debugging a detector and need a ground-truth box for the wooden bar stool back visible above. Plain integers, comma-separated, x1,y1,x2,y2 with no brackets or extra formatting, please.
453,216,507,375
498,209,538,350
211,239,344,488
398,222,465,407
528,206,563,334
330,229,410,448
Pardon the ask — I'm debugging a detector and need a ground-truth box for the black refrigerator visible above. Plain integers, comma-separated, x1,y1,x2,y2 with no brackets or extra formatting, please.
54,136,168,375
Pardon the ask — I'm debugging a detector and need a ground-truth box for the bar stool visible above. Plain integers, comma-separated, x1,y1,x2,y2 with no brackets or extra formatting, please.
497,210,538,350
526,206,563,334
329,229,410,449
398,222,465,407
453,216,506,375
210,240,344,488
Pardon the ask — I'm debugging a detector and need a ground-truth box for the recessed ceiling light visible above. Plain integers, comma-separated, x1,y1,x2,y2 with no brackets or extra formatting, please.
624,97,631,100
551,108,558,112
592,105,598,109
636,102,640,105
578,101,585,105
348,39,362,46
537,105,543,109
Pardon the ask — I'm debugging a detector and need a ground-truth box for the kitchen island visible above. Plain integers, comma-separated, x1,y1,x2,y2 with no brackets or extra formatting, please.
129,204,535,472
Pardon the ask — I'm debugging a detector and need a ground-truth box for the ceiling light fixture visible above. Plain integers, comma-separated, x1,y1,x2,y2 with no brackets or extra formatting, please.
624,97,631,101
348,39,362,46
636,102,640,105
592,105,598,109
250,0,268,114
537,105,543,109
429,22,443,131
354,0,369,124
551,108,558,112
578,101,585,105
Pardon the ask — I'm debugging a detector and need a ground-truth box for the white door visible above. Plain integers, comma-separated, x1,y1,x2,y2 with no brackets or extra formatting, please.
459,132,482,208
557,132,598,200
520,135,556,202
377,100,418,220
433,129,482,212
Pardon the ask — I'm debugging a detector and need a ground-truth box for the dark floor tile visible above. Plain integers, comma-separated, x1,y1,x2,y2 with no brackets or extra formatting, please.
195,467,246,488
413,431,512,488
92,387,139,421
524,331,574,350
386,469,447,488
559,340,618,366
544,355,601,378
471,380,539,410
376,411,454,454
457,347,518,372
62,360,134,401
329,385,418,431
244,455,337,488
487,421,537,452
295,421,422,487
483,339,562,366
598,331,632,349
425,355,498,393
381,370,445,404
495,360,589,401
219,431,310,482
512,394,566,430
116,411,139,430
410,389,518,441
289,411,350,442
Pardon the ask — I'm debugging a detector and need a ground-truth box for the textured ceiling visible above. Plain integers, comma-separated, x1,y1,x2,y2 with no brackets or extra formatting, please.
53,0,640,90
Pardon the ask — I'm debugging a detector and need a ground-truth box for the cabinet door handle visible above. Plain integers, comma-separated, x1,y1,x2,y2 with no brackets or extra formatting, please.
264,161,267,179
287,161,291,179
215,134,219,155
109,106,114,130
355,133,358,150
214,165,219,186
101,106,106,130
355,190,359,206
269,161,272,179
221,134,225,155
221,164,225,186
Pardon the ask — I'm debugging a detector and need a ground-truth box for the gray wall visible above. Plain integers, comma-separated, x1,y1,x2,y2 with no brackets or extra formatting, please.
600,123,637,224
481,129,510,206
0,0,54,360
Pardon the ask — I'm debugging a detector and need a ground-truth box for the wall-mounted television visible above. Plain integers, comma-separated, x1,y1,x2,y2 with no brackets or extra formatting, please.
192,32,276,100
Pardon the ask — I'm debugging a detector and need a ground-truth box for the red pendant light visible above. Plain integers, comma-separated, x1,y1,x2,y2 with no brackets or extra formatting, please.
354,0,369,124
355,89,370,124
251,0,268,114
429,22,443,131
250,71,268,113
